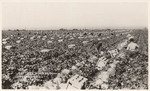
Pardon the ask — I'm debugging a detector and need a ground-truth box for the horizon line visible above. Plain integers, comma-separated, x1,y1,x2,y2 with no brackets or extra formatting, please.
2,27,147,31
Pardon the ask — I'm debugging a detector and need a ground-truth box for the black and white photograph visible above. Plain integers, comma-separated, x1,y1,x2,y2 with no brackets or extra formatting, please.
1,0,149,90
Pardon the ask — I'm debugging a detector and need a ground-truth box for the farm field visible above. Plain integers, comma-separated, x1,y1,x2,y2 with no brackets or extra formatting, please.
2,29,148,89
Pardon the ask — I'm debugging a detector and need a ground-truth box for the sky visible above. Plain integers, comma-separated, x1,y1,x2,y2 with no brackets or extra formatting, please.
2,2,148,30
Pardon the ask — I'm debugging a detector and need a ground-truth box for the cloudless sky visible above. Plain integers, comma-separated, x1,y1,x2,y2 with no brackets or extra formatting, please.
2,2,148,30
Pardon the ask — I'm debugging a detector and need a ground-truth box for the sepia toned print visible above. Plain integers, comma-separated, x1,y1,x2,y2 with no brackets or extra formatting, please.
2,1,148,90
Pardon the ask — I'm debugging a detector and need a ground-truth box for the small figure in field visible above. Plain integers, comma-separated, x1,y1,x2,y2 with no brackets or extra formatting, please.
126,38,139,60
126,38,139,52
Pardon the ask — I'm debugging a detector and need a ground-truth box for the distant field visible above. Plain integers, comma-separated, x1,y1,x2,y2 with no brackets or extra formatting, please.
2,29,148,89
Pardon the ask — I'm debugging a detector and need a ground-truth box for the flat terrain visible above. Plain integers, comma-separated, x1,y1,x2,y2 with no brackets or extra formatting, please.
2,29,148,89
